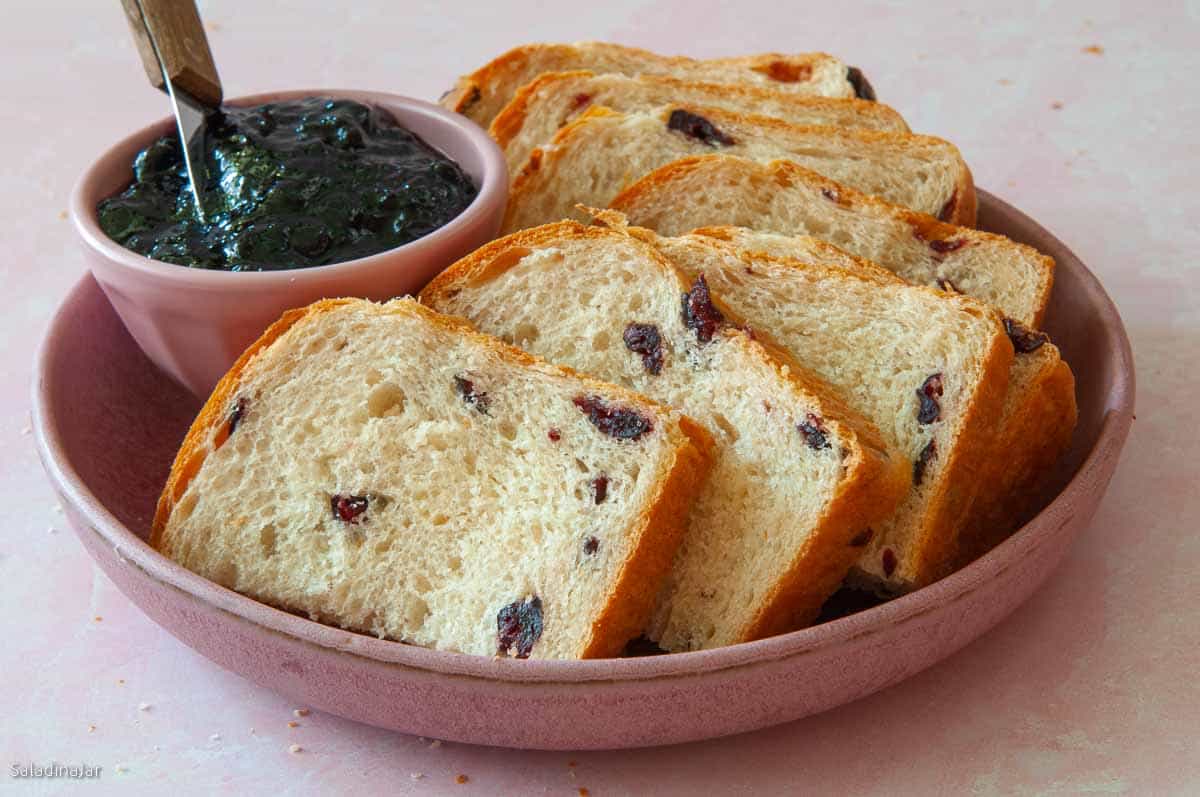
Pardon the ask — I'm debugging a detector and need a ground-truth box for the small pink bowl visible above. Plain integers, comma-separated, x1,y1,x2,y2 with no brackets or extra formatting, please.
36,190,1133,750
71,89,506,397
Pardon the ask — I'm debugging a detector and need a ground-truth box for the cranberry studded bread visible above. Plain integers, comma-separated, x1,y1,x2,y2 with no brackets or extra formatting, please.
491,71,910,175
584,215,1014,592
503,105,974,234
421,223,908,651
610,156,1048,325
152,298,715,660
608,156,1077,555
441,42,873,127
688,226,1077,565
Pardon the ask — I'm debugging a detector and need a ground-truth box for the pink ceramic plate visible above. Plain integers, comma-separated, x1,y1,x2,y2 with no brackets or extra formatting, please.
33,191,1133,751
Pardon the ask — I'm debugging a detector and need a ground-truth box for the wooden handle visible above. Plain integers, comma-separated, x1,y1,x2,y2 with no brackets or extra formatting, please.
121,0,222,107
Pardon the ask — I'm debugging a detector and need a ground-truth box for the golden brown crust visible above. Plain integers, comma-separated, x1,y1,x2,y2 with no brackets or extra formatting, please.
610,155,1055,325
954,349,1077,566
154,296,715,658
423,221,911,644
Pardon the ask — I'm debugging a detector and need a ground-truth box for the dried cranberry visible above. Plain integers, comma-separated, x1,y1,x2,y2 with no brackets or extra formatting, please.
573,395,654,441
497,596,543,658
582,536,600,555
667,109,735,147
681,274,725,343
331,494,369,524
548,428,562,442
913,439,937,486
936,277,960,293
227,396,248,435
590,474,609,505
623,323,664,374
881,548,898,576
1003,318,1050,353
454,375,491,415
929,238,967,256
937,190,958,222
916,373,944,425
850,529,874,547
571,92,592,110
797,413,831,450
846,66,876,100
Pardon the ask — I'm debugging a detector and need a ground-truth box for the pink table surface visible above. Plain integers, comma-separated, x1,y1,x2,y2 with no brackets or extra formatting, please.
4,1,1197,794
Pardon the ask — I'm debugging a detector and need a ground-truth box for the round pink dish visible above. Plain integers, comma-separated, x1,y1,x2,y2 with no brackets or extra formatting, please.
34,191,1133,751
71,89,507,398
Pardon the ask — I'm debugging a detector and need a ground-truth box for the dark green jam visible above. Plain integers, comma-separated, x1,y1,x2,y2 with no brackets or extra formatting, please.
97,97,478,271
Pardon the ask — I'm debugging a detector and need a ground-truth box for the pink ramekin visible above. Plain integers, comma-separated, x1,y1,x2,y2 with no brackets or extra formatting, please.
70,89,507,397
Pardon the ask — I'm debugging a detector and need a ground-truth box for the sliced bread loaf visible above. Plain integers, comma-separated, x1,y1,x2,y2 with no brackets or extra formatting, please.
583,214,1014,592
491,71,910,175
503,105,974,234
442,42,870,126
421,222,908,651
152,298,715,660
609,155,1051,326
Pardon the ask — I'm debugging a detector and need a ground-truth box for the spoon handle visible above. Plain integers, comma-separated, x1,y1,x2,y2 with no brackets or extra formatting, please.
120,0,223,108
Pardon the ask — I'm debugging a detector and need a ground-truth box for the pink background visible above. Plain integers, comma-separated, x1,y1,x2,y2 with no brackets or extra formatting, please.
4,1,1197,793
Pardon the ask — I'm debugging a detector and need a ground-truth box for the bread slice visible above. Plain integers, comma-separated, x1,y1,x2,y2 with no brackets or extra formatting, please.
689,226,1078,565
152,298,715,660
491,71,910,176
441,42,870,127
581,213,1014,592
610,155,1050,326
421,222,908,651
503,105,974,234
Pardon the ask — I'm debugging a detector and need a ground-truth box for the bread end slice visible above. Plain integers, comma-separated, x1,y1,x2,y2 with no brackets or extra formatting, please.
955,346,1077,565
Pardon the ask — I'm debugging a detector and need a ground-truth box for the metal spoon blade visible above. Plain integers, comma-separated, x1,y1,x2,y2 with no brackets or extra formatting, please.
166,85,210,221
